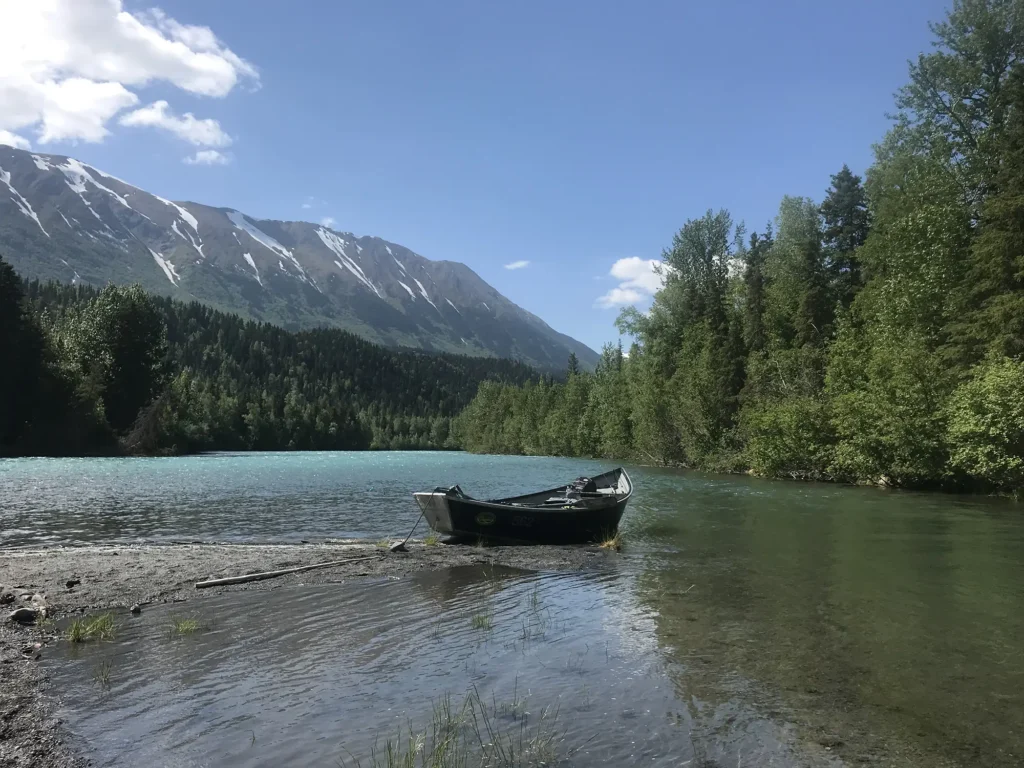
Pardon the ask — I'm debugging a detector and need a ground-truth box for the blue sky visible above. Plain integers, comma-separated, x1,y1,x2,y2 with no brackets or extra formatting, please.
2,0,949,352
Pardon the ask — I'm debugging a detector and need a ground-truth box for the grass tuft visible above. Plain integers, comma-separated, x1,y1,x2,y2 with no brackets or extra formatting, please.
338,687,566,768
423,532,441,547
169,615,204,636
470,613,493,631
66,613,116,643
92,660,112,689
375,538,393,549
598,531,622,552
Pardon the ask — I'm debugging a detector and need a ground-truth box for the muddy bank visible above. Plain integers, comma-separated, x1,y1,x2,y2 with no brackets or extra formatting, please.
0,541,612,767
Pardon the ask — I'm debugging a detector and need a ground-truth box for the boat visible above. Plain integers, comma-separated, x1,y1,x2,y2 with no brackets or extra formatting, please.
413,467,632,545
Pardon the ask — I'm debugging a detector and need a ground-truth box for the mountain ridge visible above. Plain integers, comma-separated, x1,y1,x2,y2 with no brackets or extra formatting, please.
0,145,598,370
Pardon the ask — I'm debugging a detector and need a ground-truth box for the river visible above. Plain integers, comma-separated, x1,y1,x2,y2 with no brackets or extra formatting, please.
2,452,1022,766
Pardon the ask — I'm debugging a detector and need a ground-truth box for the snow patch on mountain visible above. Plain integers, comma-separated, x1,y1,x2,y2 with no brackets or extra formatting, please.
392,255,407,274
31,155,52,172
155,195,199,233
318,227,382,298
242,253,262,286
414,278,439,312
59,159,138,215
56,209,72,229
482,302,490,311
398,280,416,299
385,245,393,256
0,164,48,237
445,298,461,315
149,249,180,285
228,210,307,279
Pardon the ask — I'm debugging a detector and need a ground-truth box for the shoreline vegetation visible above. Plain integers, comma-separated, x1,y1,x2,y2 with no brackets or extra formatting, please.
459,0,1024,499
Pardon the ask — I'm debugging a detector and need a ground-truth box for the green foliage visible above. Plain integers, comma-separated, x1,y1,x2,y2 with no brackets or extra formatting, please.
1,258,539,457
457,2,1024,494
946,356,1024,489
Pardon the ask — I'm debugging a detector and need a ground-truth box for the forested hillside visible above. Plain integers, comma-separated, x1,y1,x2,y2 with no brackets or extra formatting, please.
457,0,1024,495
1,256,538,457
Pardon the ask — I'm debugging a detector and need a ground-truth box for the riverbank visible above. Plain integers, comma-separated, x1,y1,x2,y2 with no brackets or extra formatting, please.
0,541,610,767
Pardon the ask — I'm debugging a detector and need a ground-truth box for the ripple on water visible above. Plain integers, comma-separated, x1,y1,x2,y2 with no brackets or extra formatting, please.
50,567,833,768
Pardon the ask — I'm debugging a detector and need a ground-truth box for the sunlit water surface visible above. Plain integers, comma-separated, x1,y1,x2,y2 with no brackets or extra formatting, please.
4,452,1022,766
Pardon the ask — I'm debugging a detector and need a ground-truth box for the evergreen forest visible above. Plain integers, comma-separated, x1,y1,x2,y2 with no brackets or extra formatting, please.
1,260,537,457
457,0,1024,494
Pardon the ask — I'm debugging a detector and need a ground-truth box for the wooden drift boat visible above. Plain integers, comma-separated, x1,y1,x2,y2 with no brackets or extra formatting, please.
413,467,632,545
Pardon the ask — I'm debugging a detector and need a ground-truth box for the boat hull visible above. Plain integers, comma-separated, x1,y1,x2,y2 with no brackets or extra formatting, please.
414,468,631,545
443,495,629,544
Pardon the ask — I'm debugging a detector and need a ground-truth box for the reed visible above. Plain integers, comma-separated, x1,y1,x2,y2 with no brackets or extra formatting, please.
424,532,441,547
92,660,112,689
66,612,116,643
338,687,565,768
169,616,203,636
470,613,493,631
598,531,622,551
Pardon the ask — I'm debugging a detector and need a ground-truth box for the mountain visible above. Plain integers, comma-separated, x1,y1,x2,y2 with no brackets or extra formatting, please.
0,145,597,371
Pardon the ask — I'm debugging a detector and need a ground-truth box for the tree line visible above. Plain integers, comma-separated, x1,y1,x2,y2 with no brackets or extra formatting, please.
457,0,1024,494
1,261,538,457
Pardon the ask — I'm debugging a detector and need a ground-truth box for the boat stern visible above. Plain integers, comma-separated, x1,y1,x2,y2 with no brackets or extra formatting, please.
414,491,454,534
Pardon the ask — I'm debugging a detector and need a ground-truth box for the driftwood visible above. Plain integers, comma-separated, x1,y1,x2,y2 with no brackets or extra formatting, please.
195,554,380,589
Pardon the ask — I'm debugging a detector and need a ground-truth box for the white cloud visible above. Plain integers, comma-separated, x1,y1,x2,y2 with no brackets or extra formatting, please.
0,130,31,149
0,0,257,145
320,216,335,227
301,201,313,209
120,100,230,146
596,257,665,308
184,149,229,165
504,260,530,270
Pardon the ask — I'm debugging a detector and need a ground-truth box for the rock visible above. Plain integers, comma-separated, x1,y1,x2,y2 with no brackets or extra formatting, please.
130,603,141,615
9,607,38,624
66,579,81,589
0,588,14,605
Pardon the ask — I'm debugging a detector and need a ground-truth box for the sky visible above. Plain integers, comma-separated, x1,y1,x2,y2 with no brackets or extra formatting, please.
0,0,950,353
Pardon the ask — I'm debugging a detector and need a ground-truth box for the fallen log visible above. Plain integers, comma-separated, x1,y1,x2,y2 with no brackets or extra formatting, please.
195,554,381,589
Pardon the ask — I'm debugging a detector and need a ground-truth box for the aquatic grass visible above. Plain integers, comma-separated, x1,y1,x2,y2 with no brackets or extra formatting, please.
470,613,493,631
92,660,112,689
169,615,205,636
337,687,568,768
66,613,116,643
598,531,622,551
424,532,441,547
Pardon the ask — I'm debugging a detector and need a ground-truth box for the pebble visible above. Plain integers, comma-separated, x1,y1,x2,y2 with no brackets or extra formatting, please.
130,604,141,614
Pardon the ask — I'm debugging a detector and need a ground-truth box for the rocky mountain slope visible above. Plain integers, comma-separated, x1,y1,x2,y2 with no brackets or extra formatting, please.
0,145,597,370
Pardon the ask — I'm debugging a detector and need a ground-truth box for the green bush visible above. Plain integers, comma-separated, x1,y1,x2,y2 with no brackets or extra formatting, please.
946,357,1024,491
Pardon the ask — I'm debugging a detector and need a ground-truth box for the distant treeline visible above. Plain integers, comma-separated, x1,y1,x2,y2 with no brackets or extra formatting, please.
457,0,1024,495
1,258,538,457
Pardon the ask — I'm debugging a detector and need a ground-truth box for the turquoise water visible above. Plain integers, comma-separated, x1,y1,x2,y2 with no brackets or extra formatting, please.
6,452,1024,766
0,452,613,547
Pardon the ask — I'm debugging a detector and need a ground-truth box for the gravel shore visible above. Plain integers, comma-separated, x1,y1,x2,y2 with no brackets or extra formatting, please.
0,541,609,767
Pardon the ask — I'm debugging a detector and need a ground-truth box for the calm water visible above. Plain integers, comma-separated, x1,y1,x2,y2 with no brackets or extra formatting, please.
4,452,1024,766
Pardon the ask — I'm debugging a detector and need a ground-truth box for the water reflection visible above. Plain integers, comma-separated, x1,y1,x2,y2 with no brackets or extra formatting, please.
51,566,833,767
627,474,1024,767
